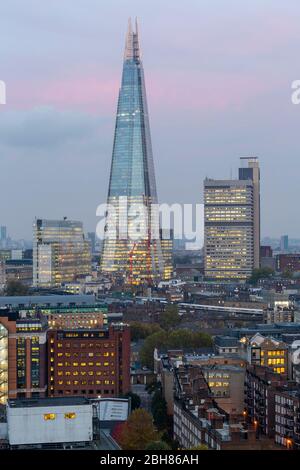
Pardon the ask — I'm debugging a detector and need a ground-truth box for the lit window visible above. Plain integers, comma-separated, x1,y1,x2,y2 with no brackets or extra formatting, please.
44,413,56,420
64,412,76,420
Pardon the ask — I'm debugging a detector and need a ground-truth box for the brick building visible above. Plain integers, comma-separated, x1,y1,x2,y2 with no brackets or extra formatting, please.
48,324,130,398
274,386,300,449
276,254,300,274
244,364,286,437
173,364,277,449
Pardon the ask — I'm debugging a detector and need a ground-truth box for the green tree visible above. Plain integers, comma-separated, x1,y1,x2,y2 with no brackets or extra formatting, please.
130,322,162,341
4,280,29,296
146,380,161,394
119,409,160,450
140,329,213,369
145,441,171,450
121,392,141,411
140,330,168,369
190,331,213,348
151,390,168,430
159,305,180,331
283,269,293,279
248,267,274,285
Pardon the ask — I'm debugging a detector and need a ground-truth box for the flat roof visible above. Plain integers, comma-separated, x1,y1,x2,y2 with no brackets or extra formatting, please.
8,396,90,408
0,294,95,307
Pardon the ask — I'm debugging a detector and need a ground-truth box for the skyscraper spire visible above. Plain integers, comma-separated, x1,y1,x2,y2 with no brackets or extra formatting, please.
124,17,141,62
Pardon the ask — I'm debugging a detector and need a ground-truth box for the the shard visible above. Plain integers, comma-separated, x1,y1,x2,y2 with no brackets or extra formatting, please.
100,19,166,286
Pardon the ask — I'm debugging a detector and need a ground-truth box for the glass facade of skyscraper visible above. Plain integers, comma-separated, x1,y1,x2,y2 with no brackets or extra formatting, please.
33,219,91,287
101,20,164,285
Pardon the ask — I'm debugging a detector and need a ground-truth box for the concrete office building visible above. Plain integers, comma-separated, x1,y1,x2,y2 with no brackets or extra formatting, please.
204,157,260,280
6,397,93,447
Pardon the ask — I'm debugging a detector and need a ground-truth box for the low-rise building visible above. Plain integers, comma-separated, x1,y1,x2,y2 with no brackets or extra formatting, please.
263,301,295,324
244,333,288,377
7,397,93,448
173,364,277,449
214,336,240,355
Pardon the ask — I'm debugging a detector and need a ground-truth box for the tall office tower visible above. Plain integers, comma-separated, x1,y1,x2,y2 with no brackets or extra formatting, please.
33,219,91,288
160,229,174,280
238,157,260,270
87,232,96,254
280,235,289,252
0,226,7,241
204,158,260,280
100,19,164,286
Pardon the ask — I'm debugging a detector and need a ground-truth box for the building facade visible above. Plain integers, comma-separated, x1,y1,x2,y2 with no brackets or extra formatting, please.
100,20,164,286
202,364,245,414
43,305,108,330
204,157,260,280
33,218,91,288
276,254,300,274
48,324,130,398
0,310,47,403
160,229,174,281
7,397,93,447
245,333,288,376
274,387,300,449
244,364,286,437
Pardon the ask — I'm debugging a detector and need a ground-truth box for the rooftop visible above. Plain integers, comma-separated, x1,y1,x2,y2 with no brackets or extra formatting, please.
214,336,239,347
8,397,90,408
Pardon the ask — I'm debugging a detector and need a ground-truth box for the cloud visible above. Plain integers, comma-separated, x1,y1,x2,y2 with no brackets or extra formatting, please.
0,107,100,148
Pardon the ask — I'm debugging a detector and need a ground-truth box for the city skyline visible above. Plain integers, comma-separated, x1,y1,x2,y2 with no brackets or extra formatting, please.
1,1,300,239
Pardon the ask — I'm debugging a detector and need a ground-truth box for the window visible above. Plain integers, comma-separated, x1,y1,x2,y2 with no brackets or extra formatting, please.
65,412,76,419
44,413,56,420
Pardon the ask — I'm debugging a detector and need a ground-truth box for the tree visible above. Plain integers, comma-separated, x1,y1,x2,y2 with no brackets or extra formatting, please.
140,330,168,369
151,390,168,430
248,267,274,285
4,280,29,296
146,380,161,395
145,441,171,450
119,409,161,450
159,305,180,331
140,329,213,370
121,392,141,411
130,322,162,342
283,269,293,279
